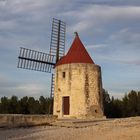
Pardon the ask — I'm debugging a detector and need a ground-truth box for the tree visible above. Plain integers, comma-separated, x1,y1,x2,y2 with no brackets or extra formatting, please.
9,96,19,114
47,97,53,114
122,94,129,117
39,96,47,114
137,91,140,115
128,90,138,116
102,89,111,117
27,97,40,114
111,98,122,118
0,96,9,113
103,90,122,118
19,96,29,114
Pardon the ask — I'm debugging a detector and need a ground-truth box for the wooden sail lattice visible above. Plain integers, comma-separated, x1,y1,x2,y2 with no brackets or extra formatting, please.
50,18,66,62
18,47,55,73
17,18,66,98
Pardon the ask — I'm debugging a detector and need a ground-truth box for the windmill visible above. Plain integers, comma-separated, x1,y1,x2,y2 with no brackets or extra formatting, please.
17,18,66,99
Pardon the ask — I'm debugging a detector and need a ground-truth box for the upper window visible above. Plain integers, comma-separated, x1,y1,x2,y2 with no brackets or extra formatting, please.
62,72,65,78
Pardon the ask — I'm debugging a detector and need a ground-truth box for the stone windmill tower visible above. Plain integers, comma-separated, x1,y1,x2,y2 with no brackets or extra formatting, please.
53,32,104,119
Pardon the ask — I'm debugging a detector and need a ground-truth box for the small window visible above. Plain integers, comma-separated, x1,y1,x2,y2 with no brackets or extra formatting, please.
62,72,65,78
95,109,98,113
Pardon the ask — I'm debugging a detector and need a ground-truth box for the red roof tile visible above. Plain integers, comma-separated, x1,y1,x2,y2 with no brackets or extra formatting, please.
56,33,94,66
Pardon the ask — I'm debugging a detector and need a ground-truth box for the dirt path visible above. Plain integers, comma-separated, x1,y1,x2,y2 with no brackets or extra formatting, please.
0,117,140,140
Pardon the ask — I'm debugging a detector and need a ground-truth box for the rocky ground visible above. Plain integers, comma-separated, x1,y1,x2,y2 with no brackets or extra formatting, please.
0,117,140,140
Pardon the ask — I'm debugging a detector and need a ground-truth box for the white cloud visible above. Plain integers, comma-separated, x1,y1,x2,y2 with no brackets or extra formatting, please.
87,44,107,49
87,27,140,66
0,20,17,30
109,28,140,45
68,21,92,34
63,5,140,33
0,74,50,98
0,74,9,85
15,83,47,96
78,5,140,20
109,91,125,99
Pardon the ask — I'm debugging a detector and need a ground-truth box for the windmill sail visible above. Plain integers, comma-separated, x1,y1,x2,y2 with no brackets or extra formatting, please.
17,47,55,73
17,18,66,101
50,18,66,63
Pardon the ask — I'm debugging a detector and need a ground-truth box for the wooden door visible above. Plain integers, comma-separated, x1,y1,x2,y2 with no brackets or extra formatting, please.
63,96,70,115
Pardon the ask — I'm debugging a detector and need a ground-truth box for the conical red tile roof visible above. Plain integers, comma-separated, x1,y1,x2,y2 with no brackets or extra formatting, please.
56,33,94,66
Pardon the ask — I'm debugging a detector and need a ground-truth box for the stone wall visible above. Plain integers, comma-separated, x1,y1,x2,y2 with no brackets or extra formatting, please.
0,114,57,128
53,63,104,118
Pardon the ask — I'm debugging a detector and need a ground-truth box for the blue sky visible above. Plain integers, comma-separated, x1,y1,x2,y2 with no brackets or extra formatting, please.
0,0,140,98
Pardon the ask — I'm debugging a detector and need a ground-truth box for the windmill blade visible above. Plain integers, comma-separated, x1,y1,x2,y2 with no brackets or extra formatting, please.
50,18,66,63
17,47,55,73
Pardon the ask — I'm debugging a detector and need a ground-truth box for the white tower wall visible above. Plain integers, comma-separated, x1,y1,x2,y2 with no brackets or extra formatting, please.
53,63,104,118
